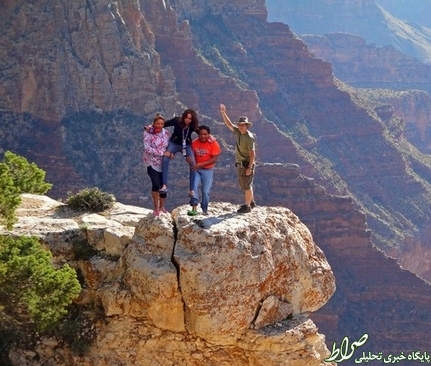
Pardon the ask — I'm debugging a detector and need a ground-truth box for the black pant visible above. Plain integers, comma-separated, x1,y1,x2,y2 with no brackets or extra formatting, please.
147,166,167,198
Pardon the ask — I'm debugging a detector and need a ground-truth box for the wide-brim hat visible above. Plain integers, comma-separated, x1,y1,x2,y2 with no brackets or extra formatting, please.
236,116,253,127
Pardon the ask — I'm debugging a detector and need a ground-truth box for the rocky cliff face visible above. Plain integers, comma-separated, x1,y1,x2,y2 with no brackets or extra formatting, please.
266,0,431,64
298,33,431,282
375,0,431,28
302,33,431,94
0,0,178,199
0,0,177,120
252,163,431,358
3,194,335,365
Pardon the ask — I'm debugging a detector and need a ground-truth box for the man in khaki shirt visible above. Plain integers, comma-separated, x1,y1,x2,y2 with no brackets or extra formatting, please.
220,103,256,213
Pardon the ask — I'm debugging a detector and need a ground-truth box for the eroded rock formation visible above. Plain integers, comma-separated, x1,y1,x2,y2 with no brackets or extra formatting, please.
3,194,335,365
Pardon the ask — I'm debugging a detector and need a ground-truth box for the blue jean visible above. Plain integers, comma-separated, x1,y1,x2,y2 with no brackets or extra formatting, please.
162,142,195,190
190,168,214,212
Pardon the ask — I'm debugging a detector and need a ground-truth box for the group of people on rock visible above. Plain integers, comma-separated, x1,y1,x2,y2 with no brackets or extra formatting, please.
143,104,256,216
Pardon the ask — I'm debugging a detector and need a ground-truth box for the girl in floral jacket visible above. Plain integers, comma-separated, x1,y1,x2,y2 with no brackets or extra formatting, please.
143,114,170,216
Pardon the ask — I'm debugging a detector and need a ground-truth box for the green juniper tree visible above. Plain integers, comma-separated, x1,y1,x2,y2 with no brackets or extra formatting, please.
2,151,52,194
0,235,81,332
0,164,21,230
0,151,52,229
0,152,81,363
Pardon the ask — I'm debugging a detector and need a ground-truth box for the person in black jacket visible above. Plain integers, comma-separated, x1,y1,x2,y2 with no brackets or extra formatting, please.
159,109,199,197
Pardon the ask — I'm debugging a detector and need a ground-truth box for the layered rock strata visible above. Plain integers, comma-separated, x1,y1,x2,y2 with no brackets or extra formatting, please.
302,33,431,94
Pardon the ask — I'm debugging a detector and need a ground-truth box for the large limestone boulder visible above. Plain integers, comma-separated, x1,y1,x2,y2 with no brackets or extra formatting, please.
171,202,335,341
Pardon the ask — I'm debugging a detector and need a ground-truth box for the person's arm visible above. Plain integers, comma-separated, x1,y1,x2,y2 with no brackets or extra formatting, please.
143,132,163,156
144,132,169,156
197,154,219,169
246,149,256,176
163,116,177,128
248,149,256,168
219,104,234,132
247,135,256,167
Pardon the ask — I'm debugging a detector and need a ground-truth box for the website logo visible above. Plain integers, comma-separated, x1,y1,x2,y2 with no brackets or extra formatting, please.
324,334,431,363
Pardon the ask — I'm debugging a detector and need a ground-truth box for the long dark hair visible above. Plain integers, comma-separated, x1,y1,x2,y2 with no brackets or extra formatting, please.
179,108,199,131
